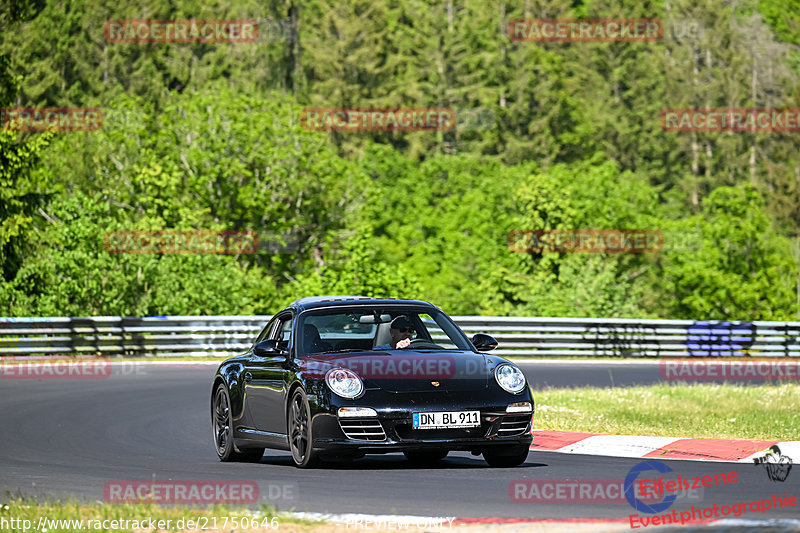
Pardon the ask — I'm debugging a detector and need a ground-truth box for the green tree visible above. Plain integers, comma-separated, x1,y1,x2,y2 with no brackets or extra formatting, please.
281,225,422,304
0,0,53,314
7,85,370,315
508,156,662,317
660,184,797,319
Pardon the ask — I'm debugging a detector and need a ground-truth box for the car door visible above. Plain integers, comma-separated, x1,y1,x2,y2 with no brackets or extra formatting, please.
243,313,293,436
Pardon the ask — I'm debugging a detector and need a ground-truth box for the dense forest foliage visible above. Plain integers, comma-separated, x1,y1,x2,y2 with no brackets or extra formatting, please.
1,0,798,319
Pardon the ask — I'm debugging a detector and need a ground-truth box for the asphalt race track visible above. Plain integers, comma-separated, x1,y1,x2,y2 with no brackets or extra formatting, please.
0,362,796,521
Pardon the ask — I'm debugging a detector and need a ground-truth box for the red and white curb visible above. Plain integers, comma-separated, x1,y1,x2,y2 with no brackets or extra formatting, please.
530,430,800,464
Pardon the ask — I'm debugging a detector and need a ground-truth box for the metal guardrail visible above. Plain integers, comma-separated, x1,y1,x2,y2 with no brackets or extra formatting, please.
0,316,264,357
1,316,798,358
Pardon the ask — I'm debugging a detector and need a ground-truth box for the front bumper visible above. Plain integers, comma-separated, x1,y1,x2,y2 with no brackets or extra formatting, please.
308,390,534,453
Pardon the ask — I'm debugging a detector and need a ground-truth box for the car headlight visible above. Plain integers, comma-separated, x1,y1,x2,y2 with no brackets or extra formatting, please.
325,368,364,399
494,364,526,394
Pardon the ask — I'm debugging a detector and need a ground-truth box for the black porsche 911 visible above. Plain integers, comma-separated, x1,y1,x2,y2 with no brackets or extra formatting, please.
211,296,534,468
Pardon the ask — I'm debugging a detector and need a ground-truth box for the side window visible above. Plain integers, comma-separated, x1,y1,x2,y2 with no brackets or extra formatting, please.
281,318,293,342
419,313,457,349
253,318,276,346
271,314,293,344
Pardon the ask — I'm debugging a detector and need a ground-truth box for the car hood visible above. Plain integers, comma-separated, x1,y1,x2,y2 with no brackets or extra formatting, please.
302,350,489,392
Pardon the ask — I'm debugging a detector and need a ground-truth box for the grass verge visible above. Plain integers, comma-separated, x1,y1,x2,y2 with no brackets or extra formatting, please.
533,383,800,441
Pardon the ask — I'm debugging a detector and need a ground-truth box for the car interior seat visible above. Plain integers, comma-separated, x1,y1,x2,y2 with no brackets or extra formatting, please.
303,324,332,354
373,322,393,348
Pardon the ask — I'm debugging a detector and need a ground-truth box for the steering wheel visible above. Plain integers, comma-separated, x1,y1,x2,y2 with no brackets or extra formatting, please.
407,338,442,349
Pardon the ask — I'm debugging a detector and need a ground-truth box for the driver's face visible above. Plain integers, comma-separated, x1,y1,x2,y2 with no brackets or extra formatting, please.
390,326,414,344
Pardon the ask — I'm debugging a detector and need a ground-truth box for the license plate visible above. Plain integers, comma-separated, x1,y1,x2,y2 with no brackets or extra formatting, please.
412,410,480,429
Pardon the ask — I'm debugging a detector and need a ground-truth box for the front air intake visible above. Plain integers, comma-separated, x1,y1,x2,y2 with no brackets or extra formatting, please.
497,415,531,436
338,418,387,441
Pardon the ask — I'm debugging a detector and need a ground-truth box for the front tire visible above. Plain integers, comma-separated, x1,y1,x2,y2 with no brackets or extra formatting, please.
483,445,529,467
288,389,319,468
212,385,264,462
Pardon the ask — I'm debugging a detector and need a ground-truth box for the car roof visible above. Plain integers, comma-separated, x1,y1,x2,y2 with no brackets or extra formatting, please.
287,295,439,313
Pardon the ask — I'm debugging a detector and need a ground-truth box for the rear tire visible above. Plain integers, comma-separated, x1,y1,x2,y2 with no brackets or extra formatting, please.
403,450,448,464
212,385,264,462
483,445,529,467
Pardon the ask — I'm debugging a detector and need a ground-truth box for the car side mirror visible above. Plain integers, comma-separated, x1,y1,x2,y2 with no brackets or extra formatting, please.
253,339,288,357
472,333,498,352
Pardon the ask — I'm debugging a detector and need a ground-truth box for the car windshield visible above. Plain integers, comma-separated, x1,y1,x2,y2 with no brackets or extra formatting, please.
296,306,474,356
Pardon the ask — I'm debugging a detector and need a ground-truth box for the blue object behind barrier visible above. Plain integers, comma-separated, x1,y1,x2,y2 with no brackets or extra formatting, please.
686,321,755,356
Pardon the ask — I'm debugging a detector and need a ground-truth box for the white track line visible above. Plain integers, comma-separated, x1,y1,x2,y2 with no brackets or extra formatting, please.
553,435,681,458
292,512,457,528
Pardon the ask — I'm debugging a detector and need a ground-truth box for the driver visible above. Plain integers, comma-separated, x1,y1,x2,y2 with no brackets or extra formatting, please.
374,315,414,350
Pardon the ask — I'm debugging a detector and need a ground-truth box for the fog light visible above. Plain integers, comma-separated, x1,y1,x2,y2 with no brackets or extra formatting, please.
506,402,532,413
338,407,378,418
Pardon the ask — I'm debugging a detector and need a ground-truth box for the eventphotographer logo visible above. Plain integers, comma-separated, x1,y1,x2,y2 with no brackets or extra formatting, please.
629,494,797,528
625,461,679,514
619,460,798,529
754,445,793,483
